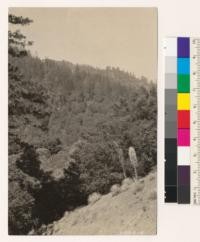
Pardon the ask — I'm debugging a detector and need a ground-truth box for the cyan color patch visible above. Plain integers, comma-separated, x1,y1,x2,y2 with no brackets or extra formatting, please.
178,58,190,74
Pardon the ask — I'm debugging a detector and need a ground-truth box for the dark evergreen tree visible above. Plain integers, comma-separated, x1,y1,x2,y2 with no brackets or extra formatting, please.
9,14,50,154
16,143,41,178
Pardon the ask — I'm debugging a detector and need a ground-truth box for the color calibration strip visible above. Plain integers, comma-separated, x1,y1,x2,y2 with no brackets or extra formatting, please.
165,37,200,204
165,37,177,203
177,37,190,204
165,37,191,204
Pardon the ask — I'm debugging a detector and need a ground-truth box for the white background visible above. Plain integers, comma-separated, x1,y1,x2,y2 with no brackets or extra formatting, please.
1,1,200,242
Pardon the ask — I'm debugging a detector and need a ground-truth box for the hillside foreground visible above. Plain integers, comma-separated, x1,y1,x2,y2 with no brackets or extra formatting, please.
44,170,157,235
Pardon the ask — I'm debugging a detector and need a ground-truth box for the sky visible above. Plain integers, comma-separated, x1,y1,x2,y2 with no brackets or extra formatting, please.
9,7,157,81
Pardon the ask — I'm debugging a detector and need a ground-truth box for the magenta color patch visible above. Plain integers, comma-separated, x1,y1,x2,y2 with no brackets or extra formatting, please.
178,129,190,146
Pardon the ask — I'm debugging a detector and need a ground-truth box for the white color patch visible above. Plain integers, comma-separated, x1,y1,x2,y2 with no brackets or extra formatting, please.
164,37,177,57
178,146,190,165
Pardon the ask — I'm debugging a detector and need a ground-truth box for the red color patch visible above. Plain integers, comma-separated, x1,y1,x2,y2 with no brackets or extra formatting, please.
178,110,190,128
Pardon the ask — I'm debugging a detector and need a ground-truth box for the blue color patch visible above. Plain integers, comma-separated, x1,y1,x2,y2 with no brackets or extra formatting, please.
178,58,190,74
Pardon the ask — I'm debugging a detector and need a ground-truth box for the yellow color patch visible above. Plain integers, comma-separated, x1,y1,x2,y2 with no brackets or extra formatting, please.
177,93,190,110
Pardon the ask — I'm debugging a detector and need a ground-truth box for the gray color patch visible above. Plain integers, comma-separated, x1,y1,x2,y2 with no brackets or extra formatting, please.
165,56,177,74
165,121,177,138
165,89,177,106
165,105,177,122
165,73,177,89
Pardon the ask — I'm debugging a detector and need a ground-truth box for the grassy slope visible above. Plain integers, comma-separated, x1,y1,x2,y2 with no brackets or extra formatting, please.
48,171,157,235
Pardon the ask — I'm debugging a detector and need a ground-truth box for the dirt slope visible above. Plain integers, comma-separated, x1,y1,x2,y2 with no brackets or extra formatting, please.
48,171,157,235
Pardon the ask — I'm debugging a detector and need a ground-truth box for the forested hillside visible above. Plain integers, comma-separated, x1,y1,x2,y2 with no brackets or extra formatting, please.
8,14,157,235
10,55,156,151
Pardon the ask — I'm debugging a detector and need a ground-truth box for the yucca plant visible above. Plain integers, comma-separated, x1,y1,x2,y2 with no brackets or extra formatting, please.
128,147,138,180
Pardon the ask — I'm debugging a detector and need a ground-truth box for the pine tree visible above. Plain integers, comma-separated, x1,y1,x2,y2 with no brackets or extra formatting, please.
9,14,50,154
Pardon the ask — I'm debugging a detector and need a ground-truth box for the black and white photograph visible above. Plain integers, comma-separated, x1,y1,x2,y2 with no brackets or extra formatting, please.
8,7,157,235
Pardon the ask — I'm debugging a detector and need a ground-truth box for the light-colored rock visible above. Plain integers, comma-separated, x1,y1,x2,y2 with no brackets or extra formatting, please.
88,192,101,205
122,177,133,186
110,184,120,197
36,148,51,158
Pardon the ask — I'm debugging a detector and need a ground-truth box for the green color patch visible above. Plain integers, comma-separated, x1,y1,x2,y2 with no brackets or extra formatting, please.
178,75,190,93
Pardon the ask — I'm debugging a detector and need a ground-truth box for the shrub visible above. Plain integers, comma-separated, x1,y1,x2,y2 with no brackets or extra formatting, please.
46,138,62,155
122,178,133,186
16,143,41,178
148,189,157,200
36,148,51,161
134,182,144,193
88,192,101,204
8,162,37,235
9,185,35,235
70,139,124,196
148,172,155,181
142,205,147,212
110,184,120,197
120,177,133,193
120,183,129,192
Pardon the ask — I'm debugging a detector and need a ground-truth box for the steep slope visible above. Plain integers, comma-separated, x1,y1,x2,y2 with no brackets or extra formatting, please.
46,171,156,235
